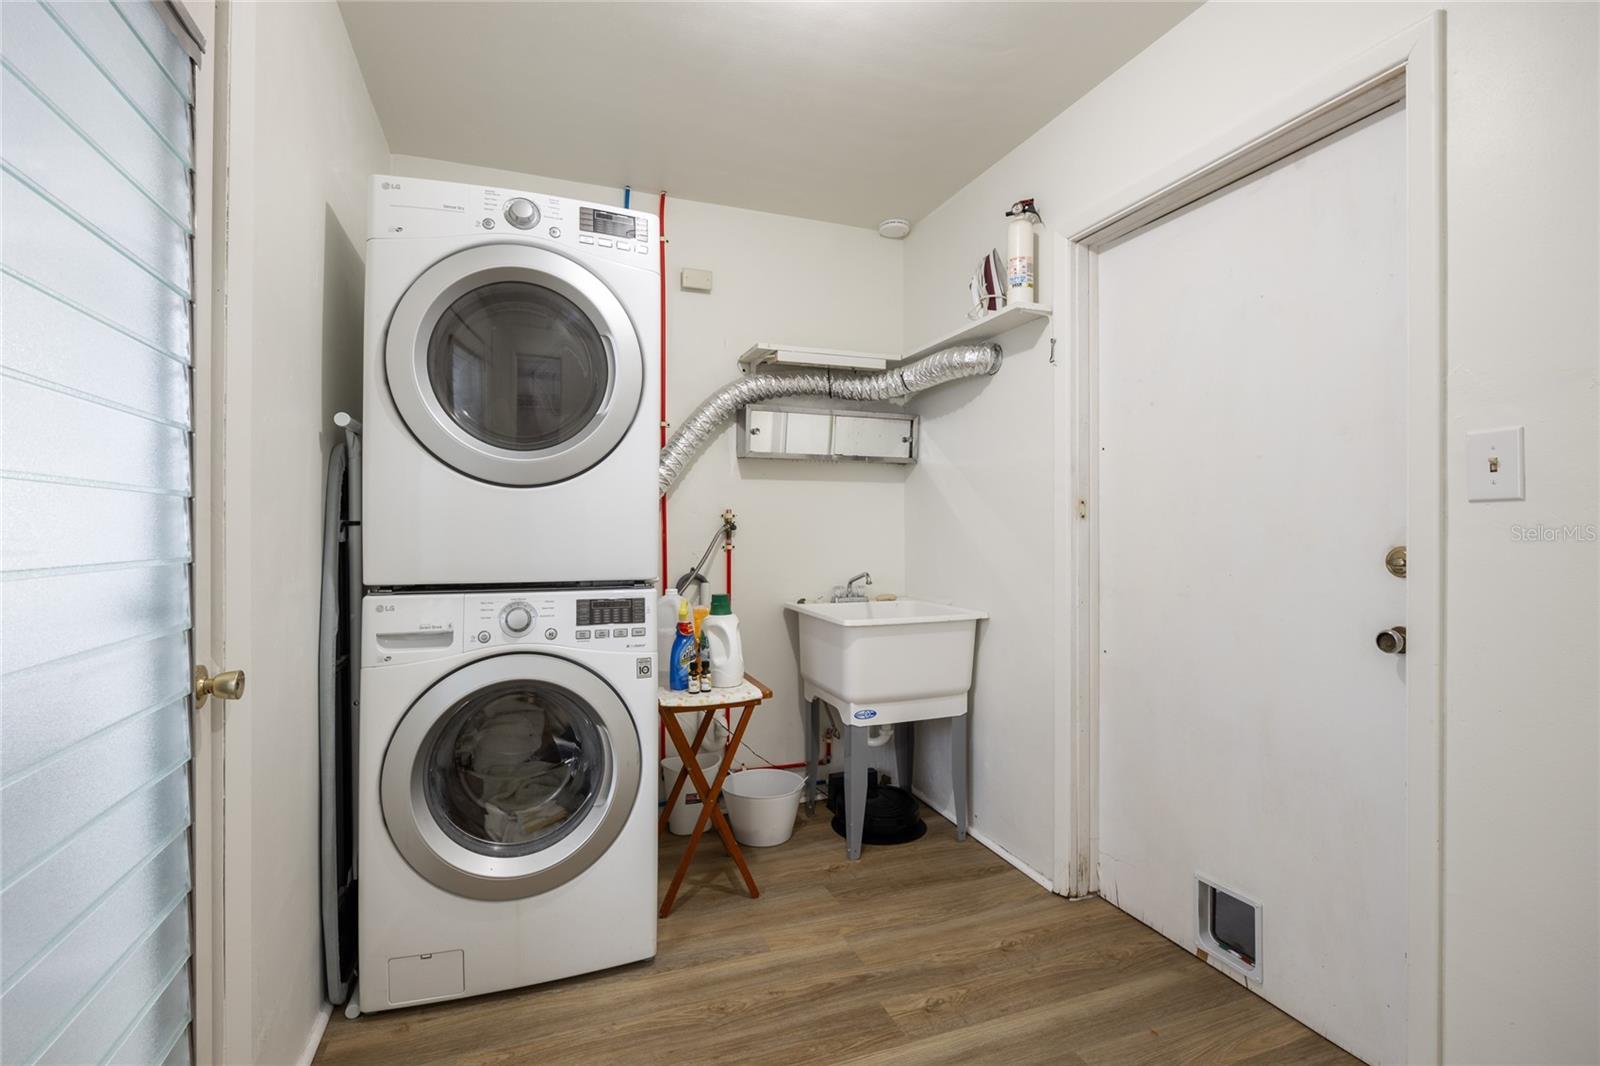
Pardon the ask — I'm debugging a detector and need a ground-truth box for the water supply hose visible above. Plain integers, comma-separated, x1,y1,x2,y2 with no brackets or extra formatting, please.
657,342,1003,494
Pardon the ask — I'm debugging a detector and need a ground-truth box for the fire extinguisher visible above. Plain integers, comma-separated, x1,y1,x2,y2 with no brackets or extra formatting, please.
1005,198,1042,305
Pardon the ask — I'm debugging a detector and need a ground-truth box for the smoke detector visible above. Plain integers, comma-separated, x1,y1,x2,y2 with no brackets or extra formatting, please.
877,218,911,240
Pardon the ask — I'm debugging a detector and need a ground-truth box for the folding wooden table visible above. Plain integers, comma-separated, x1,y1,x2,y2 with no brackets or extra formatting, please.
657,674,773,917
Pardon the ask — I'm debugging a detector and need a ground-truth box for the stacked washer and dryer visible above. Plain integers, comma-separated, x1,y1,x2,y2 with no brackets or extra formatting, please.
358,176,661,1011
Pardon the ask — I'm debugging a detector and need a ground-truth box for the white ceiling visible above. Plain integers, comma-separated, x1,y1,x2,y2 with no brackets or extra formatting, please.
339,2,1197,229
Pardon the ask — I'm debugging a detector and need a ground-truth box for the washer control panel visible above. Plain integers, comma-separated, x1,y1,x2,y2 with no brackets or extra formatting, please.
573,595,649,646
468,593,651,652
364,589,654,667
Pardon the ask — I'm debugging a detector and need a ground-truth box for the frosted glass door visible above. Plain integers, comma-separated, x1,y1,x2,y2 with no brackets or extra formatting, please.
2,1,200,1063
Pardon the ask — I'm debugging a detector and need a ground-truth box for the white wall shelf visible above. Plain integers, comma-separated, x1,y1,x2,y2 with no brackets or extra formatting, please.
740,302,1051,373
738,343,896,372
905,301,1051,361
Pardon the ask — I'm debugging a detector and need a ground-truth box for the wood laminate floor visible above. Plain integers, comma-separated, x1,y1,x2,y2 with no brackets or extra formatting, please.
314,805,1357,1065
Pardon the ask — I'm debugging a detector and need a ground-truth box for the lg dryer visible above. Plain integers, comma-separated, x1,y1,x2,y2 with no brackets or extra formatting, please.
363,176,659,586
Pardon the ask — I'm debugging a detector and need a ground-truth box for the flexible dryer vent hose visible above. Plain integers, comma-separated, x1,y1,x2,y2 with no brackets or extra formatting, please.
658,342,1003,494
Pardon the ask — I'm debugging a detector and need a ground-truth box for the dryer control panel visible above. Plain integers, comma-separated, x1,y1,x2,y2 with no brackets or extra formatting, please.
364,589,654,667
367,175,658,272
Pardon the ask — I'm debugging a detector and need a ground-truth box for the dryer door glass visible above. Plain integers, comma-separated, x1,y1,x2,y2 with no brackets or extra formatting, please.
424,678,609,857
426,282,609,453
386,244,646,487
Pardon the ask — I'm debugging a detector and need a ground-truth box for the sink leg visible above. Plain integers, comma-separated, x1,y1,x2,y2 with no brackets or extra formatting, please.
953,714,969,843
895,721,914,793
845,726,867,861
805,698,820,815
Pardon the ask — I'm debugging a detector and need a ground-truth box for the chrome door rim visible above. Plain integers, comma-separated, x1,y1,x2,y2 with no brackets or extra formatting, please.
381,652,642,901
385,243,644,486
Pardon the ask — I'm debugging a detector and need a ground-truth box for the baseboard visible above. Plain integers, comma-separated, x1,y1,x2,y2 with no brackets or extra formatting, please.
910,786,1055,893
296,1002,333,1066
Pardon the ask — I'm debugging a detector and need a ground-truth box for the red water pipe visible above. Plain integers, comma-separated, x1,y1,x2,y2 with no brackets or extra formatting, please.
658,191,669,593
724,539,733,599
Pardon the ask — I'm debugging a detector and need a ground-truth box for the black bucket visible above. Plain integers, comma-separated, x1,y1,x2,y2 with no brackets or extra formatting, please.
826,768,927,845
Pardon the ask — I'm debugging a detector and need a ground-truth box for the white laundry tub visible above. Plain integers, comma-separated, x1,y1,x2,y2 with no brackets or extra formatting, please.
785,599,987,726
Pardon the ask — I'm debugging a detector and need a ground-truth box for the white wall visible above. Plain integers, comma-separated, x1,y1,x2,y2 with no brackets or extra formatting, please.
219,3,390,1062
902,3,1599,1061
389,154,906,773
900,313,1058,876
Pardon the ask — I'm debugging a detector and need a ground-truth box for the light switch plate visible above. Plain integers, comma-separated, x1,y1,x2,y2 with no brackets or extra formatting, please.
1466,426,1524,501
680,268,713,293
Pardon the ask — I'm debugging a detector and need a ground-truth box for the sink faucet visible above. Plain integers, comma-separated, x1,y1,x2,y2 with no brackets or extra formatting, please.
837,571,873,602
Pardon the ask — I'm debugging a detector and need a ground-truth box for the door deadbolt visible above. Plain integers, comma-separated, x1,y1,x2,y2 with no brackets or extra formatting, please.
1385,545,1407,578
1375,626,1407,655
194,665,246,709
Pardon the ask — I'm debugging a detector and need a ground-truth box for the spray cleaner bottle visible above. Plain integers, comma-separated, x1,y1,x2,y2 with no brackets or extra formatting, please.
669,599,695,691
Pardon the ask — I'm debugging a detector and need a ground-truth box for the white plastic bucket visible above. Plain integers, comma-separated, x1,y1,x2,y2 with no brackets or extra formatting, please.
661,750,723,835
697,716,730,758
721,768,805,847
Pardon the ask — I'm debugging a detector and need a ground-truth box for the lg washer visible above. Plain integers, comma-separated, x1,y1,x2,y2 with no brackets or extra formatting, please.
358,588,657,1009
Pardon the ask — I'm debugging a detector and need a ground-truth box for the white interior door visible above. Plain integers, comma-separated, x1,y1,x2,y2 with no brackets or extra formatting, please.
1,1,217,1062
1094,106,1408,1063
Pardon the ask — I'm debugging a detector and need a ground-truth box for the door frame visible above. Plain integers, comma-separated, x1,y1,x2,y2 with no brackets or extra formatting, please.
184,0,223,1062
1051,14,1445,1063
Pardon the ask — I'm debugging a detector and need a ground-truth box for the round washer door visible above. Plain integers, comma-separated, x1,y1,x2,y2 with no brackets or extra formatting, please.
381,652,642,901
385,243,644,486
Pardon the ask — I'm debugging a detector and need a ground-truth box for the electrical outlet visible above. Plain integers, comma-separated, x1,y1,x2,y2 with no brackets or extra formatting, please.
1466,426,1525,501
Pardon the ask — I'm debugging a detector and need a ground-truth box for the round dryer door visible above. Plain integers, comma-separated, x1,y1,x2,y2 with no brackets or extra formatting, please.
385,243,644,486
381,652,642,901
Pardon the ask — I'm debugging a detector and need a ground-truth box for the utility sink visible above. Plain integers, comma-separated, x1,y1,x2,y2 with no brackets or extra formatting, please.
785,599,987,726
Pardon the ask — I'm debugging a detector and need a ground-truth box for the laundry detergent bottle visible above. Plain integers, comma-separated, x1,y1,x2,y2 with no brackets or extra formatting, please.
669,599,696,691
657,588,684,679
703,594,744,688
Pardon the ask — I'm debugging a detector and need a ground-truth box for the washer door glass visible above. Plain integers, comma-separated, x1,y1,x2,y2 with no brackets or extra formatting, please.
425,678,604,857
385,244,644,486
426,282,609,453
382,653,642,901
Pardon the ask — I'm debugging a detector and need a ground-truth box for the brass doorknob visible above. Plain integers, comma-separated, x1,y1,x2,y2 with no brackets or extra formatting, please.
1375,626,1407,655
194,665,246,709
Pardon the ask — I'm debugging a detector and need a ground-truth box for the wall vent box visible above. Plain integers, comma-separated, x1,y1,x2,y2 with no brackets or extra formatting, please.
737,404,917,464
737,343,895,372
1197,876,1262,981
